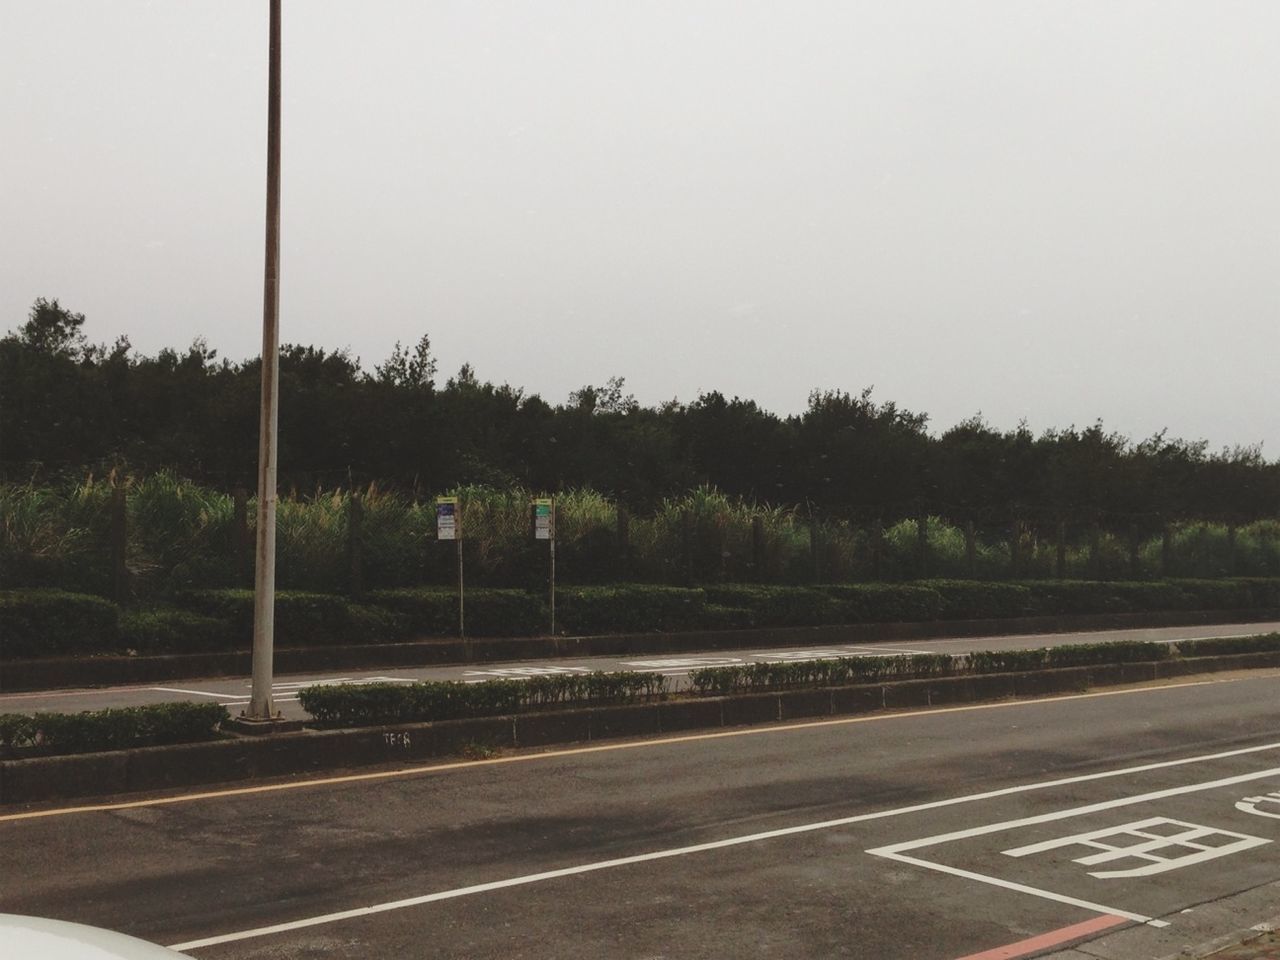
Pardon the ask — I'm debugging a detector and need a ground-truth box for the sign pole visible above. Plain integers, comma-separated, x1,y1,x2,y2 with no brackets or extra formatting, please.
549,497,556,637
534,497,555,636
436,496,463,639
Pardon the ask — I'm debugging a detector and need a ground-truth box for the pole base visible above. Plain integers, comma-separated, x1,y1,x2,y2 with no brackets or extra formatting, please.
223,714,304,736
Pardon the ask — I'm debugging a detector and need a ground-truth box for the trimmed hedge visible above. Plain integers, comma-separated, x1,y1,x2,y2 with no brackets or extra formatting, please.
558,585,706,633
821,583,943,623
688,653,956,695
291,631,1280,728
1175,632,1280,658
369,587,544,637
120,608,230,654
5,578,1279,660
0,701,229,758
704,585,841,627
299,671,668,726
0,589,120,659
965,640,1172,674
176,589,412,647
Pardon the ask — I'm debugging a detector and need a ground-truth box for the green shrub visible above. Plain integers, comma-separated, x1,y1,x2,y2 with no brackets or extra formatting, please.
688,653,956,695
1044,640,1171,667
176,589,405,646
700,604,757,630
0,702,229,757
0,589,120,659
923,580,1033,620
370,587,545,636
557,584,706,634
120,608,234,653
1177,579,1272,610
1176,633,1280,658
703,585,840,626
965,649,1050,673
812,583,943,623
299,671,668,726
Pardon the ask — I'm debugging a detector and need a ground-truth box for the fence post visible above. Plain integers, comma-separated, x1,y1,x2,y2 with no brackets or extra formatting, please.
964,520,977,579
915,515,928,580
751,516,764,581
233,487,251,583
1161,524,1172,577
616,504,630,577
1055,520,1067,580
1128,522,1140,579
809,516,822,583
347,492,364,599
1089,523,1102,580
110,484,128,604
872,517,884,580
1227,523,1238,575
680,509,693,586
1009,517,1021,580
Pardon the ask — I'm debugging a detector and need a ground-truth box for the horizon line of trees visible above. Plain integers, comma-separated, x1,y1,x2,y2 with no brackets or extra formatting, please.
2,298,1277,525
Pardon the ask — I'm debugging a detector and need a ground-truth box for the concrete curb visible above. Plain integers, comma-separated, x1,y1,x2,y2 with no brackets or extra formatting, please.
4,607,1278,692
4,649,1280,806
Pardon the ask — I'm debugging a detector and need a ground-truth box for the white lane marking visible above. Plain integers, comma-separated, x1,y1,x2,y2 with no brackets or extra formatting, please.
461,666,593,678
1001,817,1269,879
884,851,1162,925
868,763,1280,925
620,658,746,668
149,687,233,699
891,629,1275,650
166,740,1280,950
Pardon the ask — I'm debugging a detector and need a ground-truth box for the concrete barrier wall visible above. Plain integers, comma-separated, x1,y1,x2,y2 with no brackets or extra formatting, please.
5,649,1279,806
4,607,1278,692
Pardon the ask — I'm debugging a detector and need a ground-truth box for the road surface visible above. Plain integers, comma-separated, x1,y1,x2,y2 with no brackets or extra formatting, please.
3,667,1280,958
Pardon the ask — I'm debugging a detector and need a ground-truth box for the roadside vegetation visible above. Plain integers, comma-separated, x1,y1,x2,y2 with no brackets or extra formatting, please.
3,577,1278,660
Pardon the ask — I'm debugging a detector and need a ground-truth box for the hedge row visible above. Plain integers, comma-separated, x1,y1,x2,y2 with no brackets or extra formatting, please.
298,633,1280,727
0,702,229,758
0,589,120,659
299,671,668,726
687,653,958,695
4,578,1280,659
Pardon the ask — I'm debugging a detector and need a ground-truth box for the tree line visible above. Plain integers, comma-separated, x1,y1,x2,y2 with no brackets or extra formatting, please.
2,298,1276,525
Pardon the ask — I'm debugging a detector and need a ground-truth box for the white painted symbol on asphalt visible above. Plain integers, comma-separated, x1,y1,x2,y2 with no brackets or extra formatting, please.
1236,791,1280,819
621,657,745,668
1002,817,1269,879
462,666,592,678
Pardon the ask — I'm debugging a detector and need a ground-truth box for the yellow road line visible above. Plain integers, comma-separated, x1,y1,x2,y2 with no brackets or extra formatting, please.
0,674,1266,824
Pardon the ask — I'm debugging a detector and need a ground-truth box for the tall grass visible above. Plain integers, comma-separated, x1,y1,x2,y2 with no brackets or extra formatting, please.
2,475,1277,597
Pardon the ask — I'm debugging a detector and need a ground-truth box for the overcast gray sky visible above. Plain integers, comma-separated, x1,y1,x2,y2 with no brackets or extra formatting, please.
2,1,1276,452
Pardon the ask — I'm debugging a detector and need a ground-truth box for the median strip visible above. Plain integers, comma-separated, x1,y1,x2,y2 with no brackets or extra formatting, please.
2,634,1279,804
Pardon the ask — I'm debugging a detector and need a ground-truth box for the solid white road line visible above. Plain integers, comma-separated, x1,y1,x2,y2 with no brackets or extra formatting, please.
167,739,1280,951
148,687,232,699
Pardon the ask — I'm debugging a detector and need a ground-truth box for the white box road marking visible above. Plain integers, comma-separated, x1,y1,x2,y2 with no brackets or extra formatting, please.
1002,817,1269,879
868,764,1280,926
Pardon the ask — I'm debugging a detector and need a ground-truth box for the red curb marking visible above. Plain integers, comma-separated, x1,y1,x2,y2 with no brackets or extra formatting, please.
955,914,1130,960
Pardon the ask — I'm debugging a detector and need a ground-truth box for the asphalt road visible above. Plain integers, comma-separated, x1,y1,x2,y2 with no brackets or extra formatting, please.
2,620,1277,720
4,669,1280,959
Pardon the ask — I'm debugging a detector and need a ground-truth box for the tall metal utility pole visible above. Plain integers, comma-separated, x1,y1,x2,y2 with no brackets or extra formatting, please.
248,0,282,721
